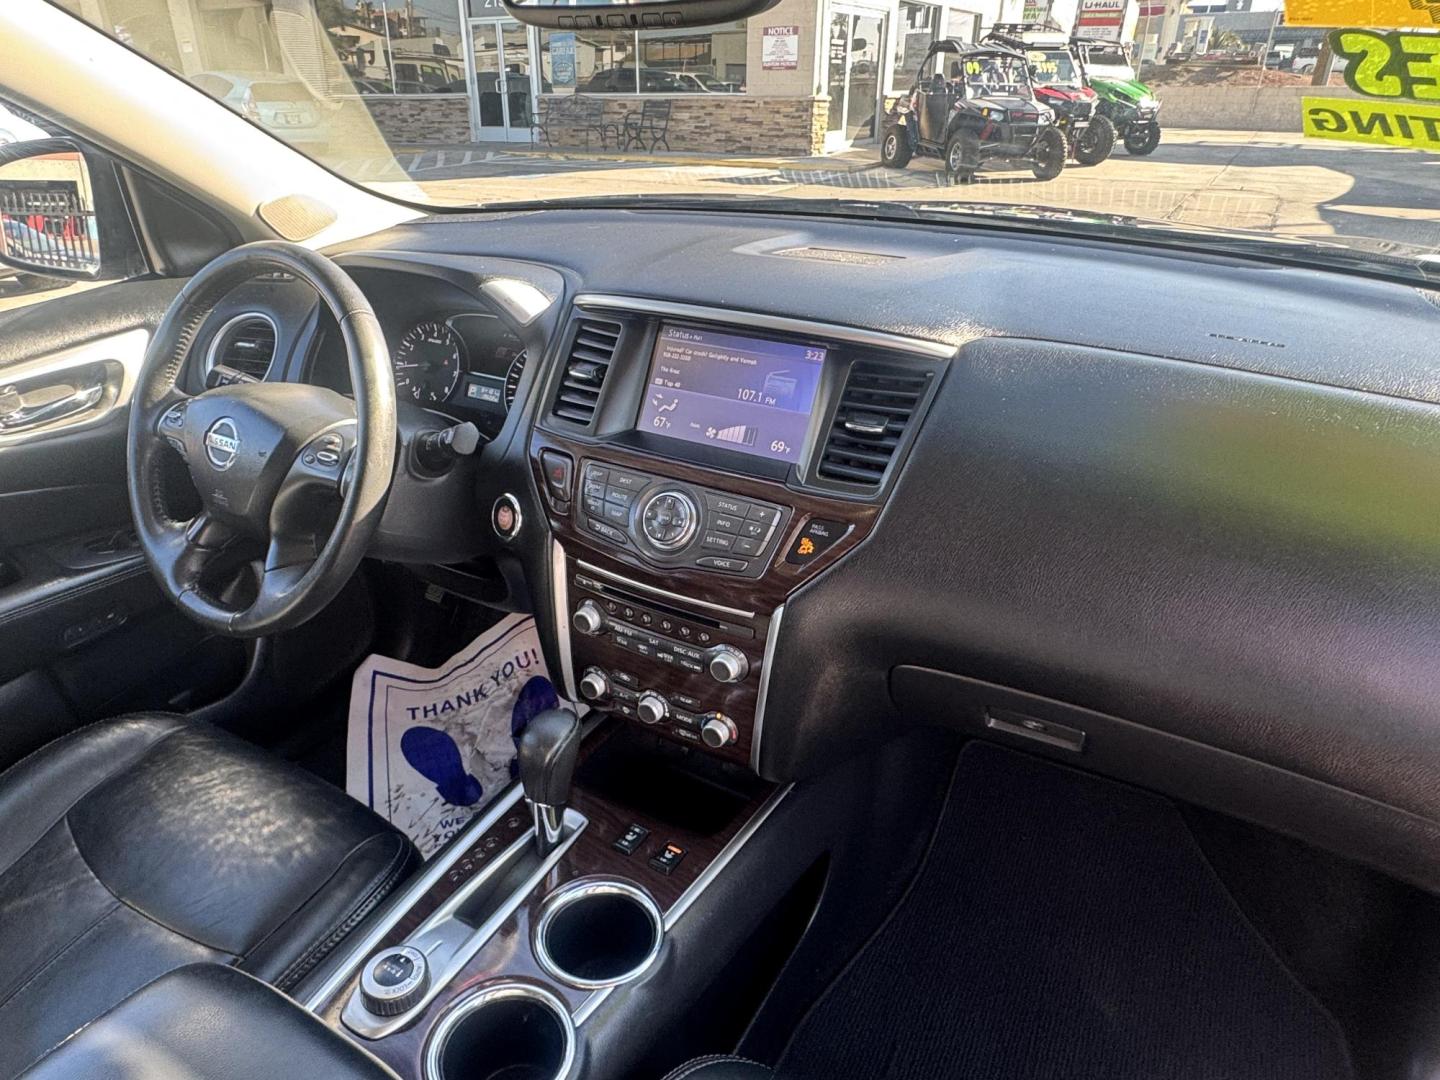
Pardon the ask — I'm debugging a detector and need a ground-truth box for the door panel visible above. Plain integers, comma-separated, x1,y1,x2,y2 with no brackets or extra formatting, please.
0,275,245,767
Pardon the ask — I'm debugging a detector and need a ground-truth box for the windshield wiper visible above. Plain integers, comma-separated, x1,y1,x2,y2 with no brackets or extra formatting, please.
461,193,1440,286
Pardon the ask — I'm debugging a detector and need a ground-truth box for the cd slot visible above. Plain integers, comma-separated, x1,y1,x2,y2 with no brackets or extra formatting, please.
573,572,755,641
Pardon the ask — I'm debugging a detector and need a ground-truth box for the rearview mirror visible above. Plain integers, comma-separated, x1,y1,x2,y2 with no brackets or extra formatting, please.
0,138,103,280
502,0,781,31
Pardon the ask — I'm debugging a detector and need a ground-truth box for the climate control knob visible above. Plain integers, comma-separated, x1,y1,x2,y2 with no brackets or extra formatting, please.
579,668,609,702
572,600,606,636
706,645,749,684
700,713,739,749
636,692,669,725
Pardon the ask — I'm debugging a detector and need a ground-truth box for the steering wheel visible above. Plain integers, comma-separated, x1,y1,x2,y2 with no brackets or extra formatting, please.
127,242,396,638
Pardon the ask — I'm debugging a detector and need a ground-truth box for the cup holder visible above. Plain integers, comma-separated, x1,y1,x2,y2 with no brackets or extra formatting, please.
425,983,575,1080
533,878,665,990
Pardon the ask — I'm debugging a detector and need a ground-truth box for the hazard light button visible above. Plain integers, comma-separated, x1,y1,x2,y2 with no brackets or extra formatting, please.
785,518,849,565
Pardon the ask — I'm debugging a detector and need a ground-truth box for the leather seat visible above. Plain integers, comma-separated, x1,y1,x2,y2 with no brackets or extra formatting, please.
0,714,418,1078
663,1057,775,1080
19,964,398,1080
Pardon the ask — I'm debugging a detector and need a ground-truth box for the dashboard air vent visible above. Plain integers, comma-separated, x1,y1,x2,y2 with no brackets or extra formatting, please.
553,318,621,426
208,315,277,381
817,359,932,488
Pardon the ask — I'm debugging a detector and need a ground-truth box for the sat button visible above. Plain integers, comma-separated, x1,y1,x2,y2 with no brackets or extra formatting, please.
785,518,849,565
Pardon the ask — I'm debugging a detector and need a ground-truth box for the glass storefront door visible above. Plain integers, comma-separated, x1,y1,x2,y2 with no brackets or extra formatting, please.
467,18,534,142
826,8,886,150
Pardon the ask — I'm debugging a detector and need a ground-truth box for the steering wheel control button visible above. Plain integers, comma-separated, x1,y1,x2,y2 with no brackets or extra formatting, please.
641,490,698,551
572,601,606,636
612,823,650,856
492,494,523,541
648,842,687,876
360,946,429,1017
785,518,850,566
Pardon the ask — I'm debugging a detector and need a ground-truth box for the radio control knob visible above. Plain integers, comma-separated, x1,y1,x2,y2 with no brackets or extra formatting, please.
360,946,429,1017
707,645,749,684
636,692,669,725
579,668,609,701
700,713,739,749
572,600,606,636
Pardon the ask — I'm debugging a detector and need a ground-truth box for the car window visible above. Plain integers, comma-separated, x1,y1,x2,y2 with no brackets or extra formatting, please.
0,101,143,318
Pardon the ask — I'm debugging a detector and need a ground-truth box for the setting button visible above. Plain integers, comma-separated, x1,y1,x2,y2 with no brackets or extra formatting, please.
702,533,735,552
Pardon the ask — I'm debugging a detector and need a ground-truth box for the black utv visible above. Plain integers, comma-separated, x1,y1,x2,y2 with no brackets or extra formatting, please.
881,40,1067,182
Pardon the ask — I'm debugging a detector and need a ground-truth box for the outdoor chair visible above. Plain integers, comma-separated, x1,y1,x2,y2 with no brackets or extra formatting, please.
532,95,617,150
622,99,673,152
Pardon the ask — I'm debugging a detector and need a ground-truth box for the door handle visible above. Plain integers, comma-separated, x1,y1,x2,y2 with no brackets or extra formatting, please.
0,378,106,433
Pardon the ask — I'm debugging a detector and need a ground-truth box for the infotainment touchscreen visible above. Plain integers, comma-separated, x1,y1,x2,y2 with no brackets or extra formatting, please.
638,324,825,464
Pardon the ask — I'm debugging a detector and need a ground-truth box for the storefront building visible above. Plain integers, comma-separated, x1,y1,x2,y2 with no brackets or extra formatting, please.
332,0,1034,154
59,0,1049,156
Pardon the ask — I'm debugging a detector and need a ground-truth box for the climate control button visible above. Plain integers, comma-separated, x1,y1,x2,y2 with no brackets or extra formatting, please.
700,713,739,749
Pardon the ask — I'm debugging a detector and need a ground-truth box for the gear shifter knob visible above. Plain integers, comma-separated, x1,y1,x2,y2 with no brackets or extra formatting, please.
518,709,581,856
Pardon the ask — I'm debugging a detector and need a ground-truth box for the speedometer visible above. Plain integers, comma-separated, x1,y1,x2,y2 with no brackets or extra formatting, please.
393,321,464,404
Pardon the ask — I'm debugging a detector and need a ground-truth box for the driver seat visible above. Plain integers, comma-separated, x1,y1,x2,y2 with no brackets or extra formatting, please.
0,713,418,1077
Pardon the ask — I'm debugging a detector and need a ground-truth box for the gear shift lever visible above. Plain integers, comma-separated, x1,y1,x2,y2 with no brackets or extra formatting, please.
518,709,581,857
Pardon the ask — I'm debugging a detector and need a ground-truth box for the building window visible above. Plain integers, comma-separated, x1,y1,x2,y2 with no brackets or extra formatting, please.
325,0,467,95
540,23,747,94
944,8,980,43
638,21,747,92
893,1,939,90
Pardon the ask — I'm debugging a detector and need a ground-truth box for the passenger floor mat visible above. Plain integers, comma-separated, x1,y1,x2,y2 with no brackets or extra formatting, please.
777,742,1353,1080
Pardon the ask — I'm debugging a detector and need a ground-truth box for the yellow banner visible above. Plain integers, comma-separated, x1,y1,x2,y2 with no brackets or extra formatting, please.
1302,95,1440,148
1285,0,1440,28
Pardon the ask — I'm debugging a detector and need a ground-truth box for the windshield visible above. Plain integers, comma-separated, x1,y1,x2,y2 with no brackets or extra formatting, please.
1030,50,1083,88
36,0,1440,279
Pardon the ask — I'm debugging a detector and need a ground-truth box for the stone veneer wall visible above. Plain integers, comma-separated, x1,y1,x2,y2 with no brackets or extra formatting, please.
534,95,830,156
359,95,473,145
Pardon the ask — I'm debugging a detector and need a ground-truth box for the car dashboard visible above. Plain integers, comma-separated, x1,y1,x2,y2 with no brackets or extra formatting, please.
188,206,1440,903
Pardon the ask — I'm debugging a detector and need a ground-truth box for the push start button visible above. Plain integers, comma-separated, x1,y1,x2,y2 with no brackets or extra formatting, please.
785,518,849,565
493,494,523,540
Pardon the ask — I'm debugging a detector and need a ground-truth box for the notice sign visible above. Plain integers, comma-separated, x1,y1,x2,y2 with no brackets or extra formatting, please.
1286,0,1440,27
1075,0,1128,41
1303,95,1440,149
763,25,800,70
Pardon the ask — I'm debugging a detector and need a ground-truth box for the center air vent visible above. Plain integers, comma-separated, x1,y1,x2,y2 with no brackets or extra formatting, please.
552,317,621,427
206,314,277,382
816,359,933,489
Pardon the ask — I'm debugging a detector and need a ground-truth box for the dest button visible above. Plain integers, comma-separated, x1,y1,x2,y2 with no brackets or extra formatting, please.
785,518,850,565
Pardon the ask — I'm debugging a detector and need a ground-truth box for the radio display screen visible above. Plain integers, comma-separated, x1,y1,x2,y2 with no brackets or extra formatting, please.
639,324,825,464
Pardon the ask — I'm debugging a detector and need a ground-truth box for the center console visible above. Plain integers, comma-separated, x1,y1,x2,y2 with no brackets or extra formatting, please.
530,295,949,772
302,298,949,1080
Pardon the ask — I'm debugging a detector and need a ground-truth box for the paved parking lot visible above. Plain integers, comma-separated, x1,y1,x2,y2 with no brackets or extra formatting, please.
355,128,1440,254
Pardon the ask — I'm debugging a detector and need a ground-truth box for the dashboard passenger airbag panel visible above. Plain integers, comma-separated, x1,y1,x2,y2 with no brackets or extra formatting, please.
767,336,1440,885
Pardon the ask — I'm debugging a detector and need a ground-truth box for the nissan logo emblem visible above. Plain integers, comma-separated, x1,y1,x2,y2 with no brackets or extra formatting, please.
204,418,241,471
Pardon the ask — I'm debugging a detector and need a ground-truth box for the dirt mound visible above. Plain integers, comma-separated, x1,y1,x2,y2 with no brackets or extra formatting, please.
1141,63,1345,87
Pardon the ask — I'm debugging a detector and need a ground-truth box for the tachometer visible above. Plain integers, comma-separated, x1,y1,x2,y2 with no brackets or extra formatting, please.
504,351,527,409
393,321,463,404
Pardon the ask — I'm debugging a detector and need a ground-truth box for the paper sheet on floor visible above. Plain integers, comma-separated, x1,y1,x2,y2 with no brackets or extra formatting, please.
346,613,566,858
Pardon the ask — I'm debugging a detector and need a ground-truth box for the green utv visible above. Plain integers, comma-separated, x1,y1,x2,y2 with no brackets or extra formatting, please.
1074,38,1161,155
